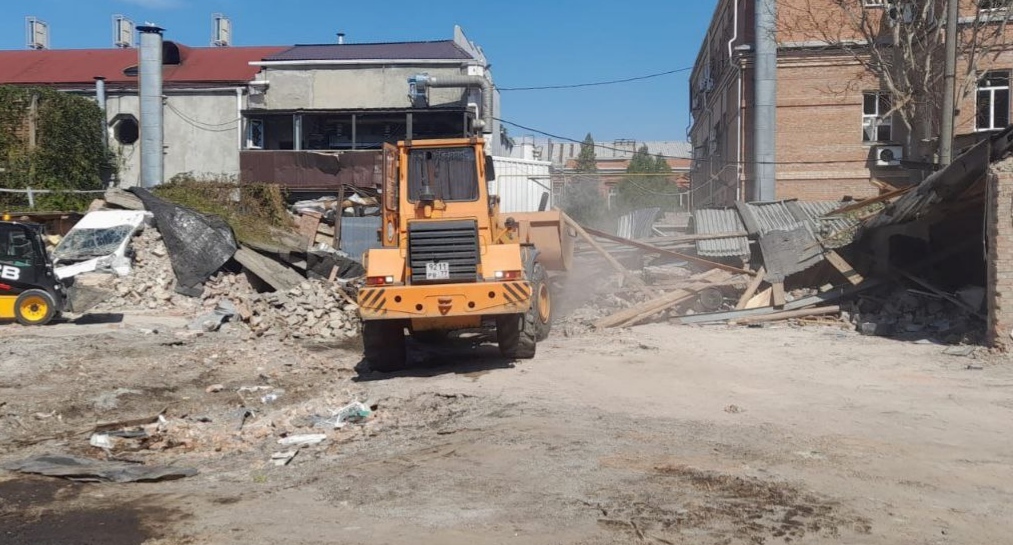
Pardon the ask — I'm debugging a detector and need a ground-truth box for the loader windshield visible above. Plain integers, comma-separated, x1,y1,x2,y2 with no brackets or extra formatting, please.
407,147,479,202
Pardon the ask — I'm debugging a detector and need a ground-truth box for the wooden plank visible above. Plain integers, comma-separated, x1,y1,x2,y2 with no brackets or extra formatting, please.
297,212,322,245
735,266,766,309
824,250,864,286
643,231,749,244
561,213,654,296
736,305,841,325
744,287,772,309
583,226,756,276
335,185,345,249
771,282,786,308
594,269,731,329
676,279,884,325
234,246,305,292
826,185,913,216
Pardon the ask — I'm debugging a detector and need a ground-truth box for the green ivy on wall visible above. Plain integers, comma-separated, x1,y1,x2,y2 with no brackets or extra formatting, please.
0,85,115,211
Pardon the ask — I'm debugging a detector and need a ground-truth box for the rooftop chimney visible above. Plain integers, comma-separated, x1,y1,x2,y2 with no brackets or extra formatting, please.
337,32,345,44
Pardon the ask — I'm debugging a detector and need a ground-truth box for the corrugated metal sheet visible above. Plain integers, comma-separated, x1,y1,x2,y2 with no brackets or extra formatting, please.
339,216,381,261
617,208,660,240
489,157,552,213
265,41,473,62
693,208,750,258
735,201,808,236
240,150,380,189
792,200,861,248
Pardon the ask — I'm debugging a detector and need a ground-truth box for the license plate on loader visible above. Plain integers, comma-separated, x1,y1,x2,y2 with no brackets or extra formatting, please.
425,262,450,280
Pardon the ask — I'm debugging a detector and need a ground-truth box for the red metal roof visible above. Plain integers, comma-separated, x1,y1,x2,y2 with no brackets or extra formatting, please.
0,43,287,87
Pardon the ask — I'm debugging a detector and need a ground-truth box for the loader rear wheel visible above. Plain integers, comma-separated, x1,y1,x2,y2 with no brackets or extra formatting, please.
15,290,56,326
363,320,407,372
497,311,536,359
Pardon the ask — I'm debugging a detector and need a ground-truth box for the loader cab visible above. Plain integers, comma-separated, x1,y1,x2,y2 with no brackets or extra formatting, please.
381,138,498,250
0,222,53,289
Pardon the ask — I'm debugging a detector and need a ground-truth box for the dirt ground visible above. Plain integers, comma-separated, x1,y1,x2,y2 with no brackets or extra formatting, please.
1,311,1011,545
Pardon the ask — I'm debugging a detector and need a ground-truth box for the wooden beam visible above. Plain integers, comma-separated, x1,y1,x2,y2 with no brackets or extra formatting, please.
594,270,731,329
736,305,841,325
745,287,772,309
771,282,786,308
642,231,749,244
824,250,864,286
826,185,914,216
583,226,755,276
234,246,305,292
735,266,766,309
561,213,654,296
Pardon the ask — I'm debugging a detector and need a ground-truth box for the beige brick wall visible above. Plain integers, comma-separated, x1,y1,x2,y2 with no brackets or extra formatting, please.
988,169,1013,350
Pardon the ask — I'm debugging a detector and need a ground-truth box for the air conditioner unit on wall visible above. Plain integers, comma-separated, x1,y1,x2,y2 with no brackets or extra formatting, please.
874,145,903,166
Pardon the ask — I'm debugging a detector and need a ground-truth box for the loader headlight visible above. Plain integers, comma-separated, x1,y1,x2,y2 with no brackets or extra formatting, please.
494,270,522,280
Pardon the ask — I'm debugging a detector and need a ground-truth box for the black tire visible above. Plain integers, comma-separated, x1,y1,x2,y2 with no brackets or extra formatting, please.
362,320,407,372
496,312,536,359
530,263,552,341
14,289,57,326
409,329,449,344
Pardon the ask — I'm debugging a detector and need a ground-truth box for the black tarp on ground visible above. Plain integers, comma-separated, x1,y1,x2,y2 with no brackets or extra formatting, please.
130,188,238,296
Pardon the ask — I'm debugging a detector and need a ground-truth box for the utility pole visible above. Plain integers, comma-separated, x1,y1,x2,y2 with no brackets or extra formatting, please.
939,0,959,166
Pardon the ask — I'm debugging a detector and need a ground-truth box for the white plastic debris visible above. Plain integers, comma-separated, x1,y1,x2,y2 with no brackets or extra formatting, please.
277,434,327,447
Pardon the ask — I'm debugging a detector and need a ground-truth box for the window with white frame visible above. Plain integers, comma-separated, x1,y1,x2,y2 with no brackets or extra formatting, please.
977,71,1010,131
862,92,892,143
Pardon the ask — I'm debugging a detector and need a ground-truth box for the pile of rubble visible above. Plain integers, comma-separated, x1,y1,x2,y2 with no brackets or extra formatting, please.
89,224,362,340
93,228,201,313
200,275,361,340
844,287,981,342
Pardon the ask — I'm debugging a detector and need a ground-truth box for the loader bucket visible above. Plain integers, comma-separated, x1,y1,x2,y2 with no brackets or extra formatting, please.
63,280,113,314
512,211,575,272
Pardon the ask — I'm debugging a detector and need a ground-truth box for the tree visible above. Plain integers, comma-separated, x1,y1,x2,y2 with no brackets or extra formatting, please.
616,145,681,212
779,0,1013,166
574,133,598,173
560,133,608,227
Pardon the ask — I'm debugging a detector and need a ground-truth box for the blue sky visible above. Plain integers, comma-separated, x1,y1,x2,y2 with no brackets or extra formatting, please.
0,0,717,143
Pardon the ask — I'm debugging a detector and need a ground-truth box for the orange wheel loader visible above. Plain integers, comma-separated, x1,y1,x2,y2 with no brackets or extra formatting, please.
357,138,573,371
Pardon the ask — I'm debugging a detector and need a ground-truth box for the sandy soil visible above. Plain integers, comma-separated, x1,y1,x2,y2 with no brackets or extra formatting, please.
1,312,1011,545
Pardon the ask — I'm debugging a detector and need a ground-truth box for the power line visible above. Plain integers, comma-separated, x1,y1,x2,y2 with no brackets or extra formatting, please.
495,117,876,166
496,67,692,91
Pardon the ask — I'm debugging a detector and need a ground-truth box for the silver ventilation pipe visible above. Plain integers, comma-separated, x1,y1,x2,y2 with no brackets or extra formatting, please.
754,0,777,201
408,73,493,134
138,24,164,188
94,77,108,151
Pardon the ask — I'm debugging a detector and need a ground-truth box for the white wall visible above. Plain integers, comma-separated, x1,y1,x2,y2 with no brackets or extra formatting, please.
490,157,552,213
105,89,244,186
261,65,470,111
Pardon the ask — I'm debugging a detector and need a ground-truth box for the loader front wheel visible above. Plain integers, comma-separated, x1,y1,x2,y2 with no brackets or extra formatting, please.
15,290,56,326
363,320,407,372
496,311,536,359
530,263,552,341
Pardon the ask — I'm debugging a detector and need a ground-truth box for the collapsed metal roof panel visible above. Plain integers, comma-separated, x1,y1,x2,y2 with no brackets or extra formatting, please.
735,200,808,237
693,208,749,258
793,200,862,248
